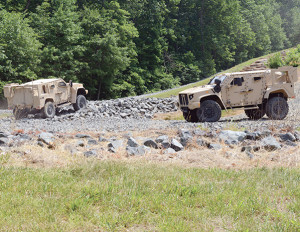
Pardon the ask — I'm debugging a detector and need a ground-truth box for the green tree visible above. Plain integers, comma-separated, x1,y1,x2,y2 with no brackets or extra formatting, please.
0,9,41,95
79,1,138,99
30,0,83,82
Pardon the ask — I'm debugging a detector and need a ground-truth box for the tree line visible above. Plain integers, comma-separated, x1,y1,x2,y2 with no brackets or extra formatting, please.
0,0,299,100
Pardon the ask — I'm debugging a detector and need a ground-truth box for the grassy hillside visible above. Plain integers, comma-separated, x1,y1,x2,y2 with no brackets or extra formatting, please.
0,162,299,231
150,54,270,98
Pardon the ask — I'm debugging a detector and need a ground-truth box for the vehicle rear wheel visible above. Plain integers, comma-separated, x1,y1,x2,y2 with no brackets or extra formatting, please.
183,109,198,122
73,95,87,111
245,106,265,120
43,102,56,118
266,96,289,120
13,108,29,120
196,100,221,122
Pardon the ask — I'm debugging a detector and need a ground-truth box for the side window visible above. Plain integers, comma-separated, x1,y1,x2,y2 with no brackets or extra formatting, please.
231,77,244,86
58,81,67,87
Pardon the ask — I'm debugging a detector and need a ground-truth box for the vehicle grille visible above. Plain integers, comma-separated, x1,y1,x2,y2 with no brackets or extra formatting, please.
179,94,189,106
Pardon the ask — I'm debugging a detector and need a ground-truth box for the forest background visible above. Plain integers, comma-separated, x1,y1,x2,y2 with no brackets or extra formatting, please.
0,0,299,100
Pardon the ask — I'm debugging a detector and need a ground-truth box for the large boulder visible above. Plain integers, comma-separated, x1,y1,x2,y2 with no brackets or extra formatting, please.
171,139,184,152
127,137,139,147
108,140,123,150
144,139,158,149
279,133,296,142
126,146,149,156
38,132,54,145
219,130,247,145
261,136,281,151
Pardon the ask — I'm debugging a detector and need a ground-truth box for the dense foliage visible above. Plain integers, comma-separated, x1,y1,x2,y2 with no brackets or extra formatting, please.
268,45,300,68
0,0,299,99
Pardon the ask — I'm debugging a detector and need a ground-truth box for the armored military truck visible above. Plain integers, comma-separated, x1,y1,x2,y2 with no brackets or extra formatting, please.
4,78,88,119
178,66,298,122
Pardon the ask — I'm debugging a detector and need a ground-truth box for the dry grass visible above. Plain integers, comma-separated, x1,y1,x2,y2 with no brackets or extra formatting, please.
1,128,299,170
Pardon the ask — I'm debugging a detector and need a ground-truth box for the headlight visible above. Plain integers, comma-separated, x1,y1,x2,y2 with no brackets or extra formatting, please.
189,94,194,100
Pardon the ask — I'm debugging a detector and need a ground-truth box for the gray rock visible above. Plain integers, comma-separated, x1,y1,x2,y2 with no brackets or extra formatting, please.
219,130,247,145
37,141,44,147
108,140,123,150
108,147,116,153
17,134,32,141
246,151,254,159
144,139,158,149
196,139,209,147
245,132,261,140
161,140,170,149
285,140,297,147
193,129,206,136
0,138,8,146
98,136,107,142
84,150,97,157
279,133,296,142
75,134,91,139
209,143,222,150
38,132,54,145
294,131,300,141
179,129,192,138
260,130,272,138
77,140,85,147
126,146,148,156
180,133,193,146
127,137,139,147
164,148,176,154
155,135,169,143
88,139,98,145
0,132,9,138
261,136,281,151
171,139,184,152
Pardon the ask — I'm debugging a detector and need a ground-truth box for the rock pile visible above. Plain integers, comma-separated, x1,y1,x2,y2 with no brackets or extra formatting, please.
54,97,178,121
1,128,299,160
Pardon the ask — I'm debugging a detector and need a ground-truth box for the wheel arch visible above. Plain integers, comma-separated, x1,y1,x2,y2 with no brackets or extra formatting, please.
265,90,288,100
200,95,225,110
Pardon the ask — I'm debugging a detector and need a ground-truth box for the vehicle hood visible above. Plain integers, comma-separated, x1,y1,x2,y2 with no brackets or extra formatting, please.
179,85,214,95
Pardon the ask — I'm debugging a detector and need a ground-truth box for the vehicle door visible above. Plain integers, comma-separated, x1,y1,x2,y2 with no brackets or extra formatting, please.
243,75,265,106
221,76,246,107
56,81,69,104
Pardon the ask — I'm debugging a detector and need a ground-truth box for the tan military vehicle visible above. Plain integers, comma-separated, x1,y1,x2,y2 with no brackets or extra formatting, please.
4,78,88,119
178,66,299,122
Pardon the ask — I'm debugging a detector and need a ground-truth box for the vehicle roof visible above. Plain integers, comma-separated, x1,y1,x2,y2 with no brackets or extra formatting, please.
225,70,268,76
21,78,62,86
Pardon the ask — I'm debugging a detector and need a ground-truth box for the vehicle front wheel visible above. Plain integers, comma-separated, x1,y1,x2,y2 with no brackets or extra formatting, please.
245,106,265,120
266,96,288,120
183,109,198,122
73,95,87,111
196,100,222,122
43,102,56,118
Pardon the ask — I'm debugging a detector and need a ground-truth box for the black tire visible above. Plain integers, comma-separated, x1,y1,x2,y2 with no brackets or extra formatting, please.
43,102,56,118
266,96,289,120
183,109,198,122
13,108,29,120
73,95,87,111
245,106,265,120
196,100,222,122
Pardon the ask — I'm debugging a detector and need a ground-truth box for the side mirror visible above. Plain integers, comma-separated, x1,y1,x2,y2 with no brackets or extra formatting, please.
69,80,73,87
214,79,221,93
214,79,221,85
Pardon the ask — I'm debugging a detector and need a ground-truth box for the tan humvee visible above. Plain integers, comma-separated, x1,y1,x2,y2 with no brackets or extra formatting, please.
4,78,88,119
178,66,299,122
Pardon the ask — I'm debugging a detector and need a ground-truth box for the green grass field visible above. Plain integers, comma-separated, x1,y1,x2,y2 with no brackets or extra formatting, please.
0,162,299,231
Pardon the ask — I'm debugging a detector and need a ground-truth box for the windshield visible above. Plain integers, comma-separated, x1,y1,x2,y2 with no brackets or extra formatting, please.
208,75,227,85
